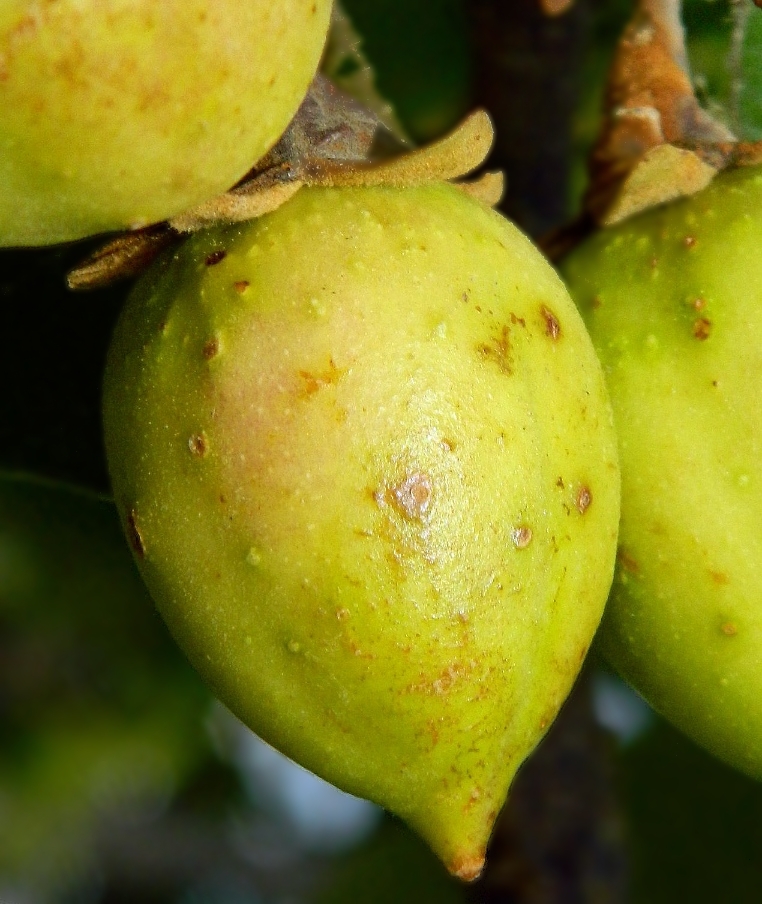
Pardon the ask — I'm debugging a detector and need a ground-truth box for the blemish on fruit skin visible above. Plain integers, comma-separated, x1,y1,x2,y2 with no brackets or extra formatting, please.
683,235,697,249
246,547,262,567
408,661,469,695
693,318,712,340
575,486,592,514
617,548,640,575
710,570,730,586
477,325,512,374
188,432,208,457
541,305,561,340
721,622,738,637
336,608,351,621
380,472,433,521
233,280,250,294
511,526,533,549
203,337,219,360
299,359,341,395
287,639,301,654
205,249,227,267
126,509,145,559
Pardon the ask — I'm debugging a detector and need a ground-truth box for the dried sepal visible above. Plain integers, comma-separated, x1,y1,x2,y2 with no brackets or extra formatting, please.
66,227,176,291
454,171,505,208
600,144,717,226
302,110,494,188
585,0,734,227
68,79,498,291
170,175,305,233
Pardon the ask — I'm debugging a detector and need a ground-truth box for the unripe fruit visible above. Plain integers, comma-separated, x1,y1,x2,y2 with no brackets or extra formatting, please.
562,166,762,779
0,0,331,247
104,183,620,878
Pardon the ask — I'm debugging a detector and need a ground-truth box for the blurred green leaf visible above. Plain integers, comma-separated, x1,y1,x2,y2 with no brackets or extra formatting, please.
0,474,212,893
620,716,762,904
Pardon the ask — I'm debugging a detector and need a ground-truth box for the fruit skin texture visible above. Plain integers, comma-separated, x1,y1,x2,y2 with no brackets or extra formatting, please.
103,183,620,878
0,0,331,247
562,166,762,779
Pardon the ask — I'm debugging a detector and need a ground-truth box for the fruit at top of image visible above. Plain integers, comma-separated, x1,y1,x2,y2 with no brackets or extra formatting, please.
103,182,620,879
0,0,332,247
562,165,762,779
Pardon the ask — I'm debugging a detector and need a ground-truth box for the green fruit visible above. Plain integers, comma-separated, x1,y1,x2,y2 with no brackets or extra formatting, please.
0,0,331,247
103,183,620,878
562,166,762,779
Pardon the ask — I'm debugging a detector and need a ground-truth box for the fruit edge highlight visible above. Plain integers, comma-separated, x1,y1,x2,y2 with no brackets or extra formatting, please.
562,165,762,780
104,183,621,879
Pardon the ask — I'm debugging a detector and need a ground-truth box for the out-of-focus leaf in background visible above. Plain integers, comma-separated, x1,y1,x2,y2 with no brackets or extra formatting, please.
620,711,762,904
0,474,212,899
315,817,467,904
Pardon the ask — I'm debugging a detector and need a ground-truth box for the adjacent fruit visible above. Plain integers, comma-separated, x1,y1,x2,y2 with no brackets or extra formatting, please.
103,183,620,878
562,165,762,779
0,0,331,247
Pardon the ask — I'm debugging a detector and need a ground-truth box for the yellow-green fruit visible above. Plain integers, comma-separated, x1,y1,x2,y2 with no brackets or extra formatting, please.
562,166,762,779
0,0,331,247
103,183,620,878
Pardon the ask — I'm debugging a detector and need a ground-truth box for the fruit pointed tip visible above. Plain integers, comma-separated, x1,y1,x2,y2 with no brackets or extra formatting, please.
447,852,486,883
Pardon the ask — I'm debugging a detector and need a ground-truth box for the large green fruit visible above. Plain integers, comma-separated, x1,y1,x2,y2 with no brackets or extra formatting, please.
0,0,331,247
562,166,762,779
103,183,620,878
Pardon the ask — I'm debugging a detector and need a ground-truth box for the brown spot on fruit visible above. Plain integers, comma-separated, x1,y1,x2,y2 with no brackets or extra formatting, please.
387,472,433,521
477,325,512,374
721,622,738,637
203,337,219,360
511,525,533,549
710,570,730,585
691,297,706,311
684,235,697,249
575,486,592,514
299,359,341,395
205,249,227,266
188,432,208,457
408,661,468,696
541,305,561,339
510,312,526,327
693,317,712,340
126,509,145,559
233,280,250,294
617,548,640,574
449,852,485,882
